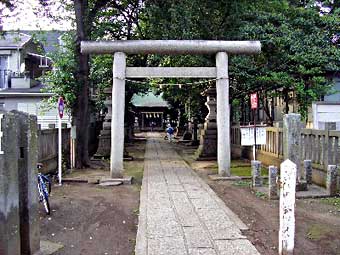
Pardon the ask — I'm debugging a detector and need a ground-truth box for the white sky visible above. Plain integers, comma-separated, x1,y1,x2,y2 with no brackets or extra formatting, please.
1,0,73,30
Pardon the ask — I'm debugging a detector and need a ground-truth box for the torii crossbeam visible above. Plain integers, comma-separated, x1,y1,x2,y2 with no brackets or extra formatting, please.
81,40,261,177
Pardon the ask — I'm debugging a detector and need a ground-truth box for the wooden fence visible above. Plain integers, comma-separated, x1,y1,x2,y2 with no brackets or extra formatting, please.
231,126,340,171
38,128,70,173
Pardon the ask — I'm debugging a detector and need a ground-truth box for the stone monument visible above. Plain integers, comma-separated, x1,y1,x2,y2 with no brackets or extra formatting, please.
0,111,40,255
196,86,217,159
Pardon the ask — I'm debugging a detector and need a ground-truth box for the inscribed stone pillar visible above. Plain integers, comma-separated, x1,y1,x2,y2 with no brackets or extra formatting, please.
111,52,126,177
0,111,21,255
326,165,338,196
283,114,301,182
279,159,297,255
251,160,262,187
14,111,40,254
216,52,230,176
304,160,313,185
268,165,278,199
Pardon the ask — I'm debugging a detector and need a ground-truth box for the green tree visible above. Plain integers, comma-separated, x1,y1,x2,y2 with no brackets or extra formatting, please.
231,3,340,120
42,0,146,167
142,0,340,123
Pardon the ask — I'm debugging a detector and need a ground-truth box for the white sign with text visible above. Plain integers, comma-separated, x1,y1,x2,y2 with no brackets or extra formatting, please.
240,126,266,146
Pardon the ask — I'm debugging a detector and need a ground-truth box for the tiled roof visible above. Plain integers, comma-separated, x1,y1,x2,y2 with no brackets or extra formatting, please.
20,30,66,53
132,91,168,107
0,32,32,48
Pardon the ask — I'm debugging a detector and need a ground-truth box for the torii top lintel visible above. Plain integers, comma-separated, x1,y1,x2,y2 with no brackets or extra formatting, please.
81,40,261,55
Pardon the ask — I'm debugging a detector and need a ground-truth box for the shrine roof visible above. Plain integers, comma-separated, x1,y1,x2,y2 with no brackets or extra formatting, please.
131,91,168,108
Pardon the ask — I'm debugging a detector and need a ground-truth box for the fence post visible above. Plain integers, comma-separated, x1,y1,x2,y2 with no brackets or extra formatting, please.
324,128,330,170
0,112,21,255
279,159,297,255
283,113,301,182
326,165,338,196
268,165,278,199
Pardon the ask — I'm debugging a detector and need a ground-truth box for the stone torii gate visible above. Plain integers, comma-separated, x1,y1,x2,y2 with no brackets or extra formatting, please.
81,40,261,177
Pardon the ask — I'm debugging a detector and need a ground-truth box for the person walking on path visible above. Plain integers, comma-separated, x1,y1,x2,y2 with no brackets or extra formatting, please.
166,124,174,142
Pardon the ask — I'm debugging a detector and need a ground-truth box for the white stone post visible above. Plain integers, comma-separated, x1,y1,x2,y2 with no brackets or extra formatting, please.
111,52,126,177
279,159,297,255
216,52,230,176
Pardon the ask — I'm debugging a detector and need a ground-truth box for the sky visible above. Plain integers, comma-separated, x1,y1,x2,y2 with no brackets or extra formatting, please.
1,0,73,31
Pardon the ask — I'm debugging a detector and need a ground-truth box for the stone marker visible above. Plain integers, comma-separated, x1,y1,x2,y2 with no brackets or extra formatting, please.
326,165,338,196
0,111,40,255
14,111,40,255
283,114,301,182
0,112,21,255
268,165,278,199
304,160,313,185
251,160,262,187
279,159,297,255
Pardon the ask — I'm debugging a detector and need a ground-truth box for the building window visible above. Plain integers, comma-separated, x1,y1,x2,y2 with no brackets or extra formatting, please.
0,102,4,110
0,56,9,89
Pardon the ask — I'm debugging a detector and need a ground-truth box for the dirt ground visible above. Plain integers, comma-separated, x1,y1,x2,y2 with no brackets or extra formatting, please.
39,139,146,255
176,144,340,255
39,137,340,255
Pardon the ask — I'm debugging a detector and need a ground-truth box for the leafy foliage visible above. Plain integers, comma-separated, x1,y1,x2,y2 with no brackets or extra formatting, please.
142,0,340,122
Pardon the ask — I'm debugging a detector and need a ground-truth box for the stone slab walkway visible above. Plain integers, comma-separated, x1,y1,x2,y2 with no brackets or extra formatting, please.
135,135,260,255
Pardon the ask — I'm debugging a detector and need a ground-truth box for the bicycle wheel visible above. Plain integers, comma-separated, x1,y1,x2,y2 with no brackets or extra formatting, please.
42,193,50,215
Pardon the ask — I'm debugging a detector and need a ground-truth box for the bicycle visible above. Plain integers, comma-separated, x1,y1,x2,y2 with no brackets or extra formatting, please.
37,163,51,215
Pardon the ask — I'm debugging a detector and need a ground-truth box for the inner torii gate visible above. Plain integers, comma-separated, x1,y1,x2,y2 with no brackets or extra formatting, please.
81,40,261,177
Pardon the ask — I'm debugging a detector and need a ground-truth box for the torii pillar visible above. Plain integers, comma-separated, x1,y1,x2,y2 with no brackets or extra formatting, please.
81,40,261,177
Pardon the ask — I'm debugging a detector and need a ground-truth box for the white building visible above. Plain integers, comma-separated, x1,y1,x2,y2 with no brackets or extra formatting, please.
0,31,71,129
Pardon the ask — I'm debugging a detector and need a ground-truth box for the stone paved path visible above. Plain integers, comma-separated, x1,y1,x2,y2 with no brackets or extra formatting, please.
135,135,260,255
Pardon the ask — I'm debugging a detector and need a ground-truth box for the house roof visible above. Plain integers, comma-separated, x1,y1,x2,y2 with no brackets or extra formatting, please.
20,30,66,53
0,32,32,49
0,84,54,97
131,91,168,108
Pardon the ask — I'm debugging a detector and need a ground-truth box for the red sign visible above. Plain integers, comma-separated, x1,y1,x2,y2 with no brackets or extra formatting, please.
250,93,258,109
58,97,64,119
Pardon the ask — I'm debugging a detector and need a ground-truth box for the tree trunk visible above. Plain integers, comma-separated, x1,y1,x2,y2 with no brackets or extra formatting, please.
284,88,289,114
261,94,274,126
73,0,91,168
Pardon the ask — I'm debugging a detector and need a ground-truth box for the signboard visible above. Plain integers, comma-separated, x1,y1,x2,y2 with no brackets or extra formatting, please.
58,97,64,119
0,114,3,154
250,93,258,109
240,126,266,146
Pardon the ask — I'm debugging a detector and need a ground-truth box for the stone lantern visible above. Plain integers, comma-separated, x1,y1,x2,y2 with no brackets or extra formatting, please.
196,86,217,159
